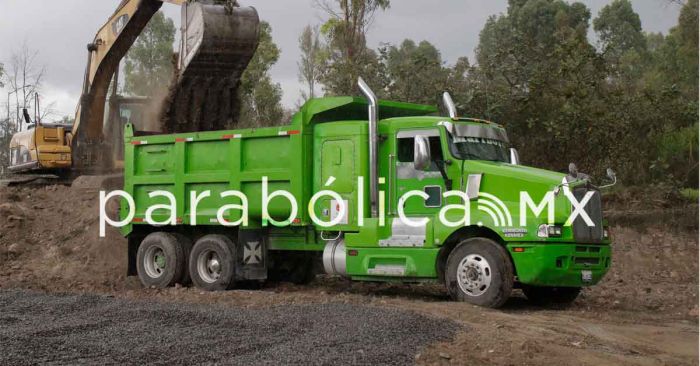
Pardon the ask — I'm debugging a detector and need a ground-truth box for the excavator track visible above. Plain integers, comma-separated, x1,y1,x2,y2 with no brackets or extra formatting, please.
161,3,260,133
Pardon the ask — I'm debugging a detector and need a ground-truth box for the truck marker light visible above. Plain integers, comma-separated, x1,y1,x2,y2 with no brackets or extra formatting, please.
348,250,359,256
131,140,148,145
293,218,301,224
513,247,525,253
175,137,194,143
222,134,242,140
133,218,144,223
278,130,300,136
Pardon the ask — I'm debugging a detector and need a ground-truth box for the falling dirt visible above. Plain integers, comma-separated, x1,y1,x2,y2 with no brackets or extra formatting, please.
0,184,697,365
156,3,259,134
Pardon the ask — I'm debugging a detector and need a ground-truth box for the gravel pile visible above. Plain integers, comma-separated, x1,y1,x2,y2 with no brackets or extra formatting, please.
0,290,458,365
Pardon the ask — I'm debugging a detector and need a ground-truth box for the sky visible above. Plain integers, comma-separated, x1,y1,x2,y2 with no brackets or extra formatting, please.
0,0,684,120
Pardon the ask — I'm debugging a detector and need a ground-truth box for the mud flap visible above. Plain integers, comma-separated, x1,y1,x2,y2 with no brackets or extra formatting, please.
236,229,267,281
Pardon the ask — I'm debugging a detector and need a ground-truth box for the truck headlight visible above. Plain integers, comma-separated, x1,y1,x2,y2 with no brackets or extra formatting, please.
538,224,563,238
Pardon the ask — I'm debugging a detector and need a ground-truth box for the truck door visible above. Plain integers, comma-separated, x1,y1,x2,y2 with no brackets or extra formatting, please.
393,129,445,216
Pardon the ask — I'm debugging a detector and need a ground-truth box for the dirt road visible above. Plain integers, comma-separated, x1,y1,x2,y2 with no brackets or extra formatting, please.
0,185,697,365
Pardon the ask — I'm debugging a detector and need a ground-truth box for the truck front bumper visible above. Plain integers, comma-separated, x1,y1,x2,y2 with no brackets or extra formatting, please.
507,243,611,287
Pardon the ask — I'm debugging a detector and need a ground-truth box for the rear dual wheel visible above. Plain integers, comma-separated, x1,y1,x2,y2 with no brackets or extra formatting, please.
137,233,238,291
136,232,189,288
189,235,237,292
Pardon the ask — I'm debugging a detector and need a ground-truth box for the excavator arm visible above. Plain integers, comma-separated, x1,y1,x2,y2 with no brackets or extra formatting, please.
71,0,259,171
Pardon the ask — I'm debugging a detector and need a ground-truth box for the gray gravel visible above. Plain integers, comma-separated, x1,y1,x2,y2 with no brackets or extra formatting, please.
0,290,457,365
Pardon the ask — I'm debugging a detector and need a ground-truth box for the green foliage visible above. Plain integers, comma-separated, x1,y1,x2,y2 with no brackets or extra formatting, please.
680,188,699,203
315,0,391,95
594,0,647,73
380,40,448,105
457,0,698,188
239,21,284,127
465,0,605,175
298,25,323,101
124,12,175,97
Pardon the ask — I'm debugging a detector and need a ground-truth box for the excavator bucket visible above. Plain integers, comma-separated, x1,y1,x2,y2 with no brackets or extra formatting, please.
161,2,260,133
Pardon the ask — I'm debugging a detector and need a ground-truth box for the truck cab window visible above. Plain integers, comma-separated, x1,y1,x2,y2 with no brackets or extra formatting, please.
397,136,444,171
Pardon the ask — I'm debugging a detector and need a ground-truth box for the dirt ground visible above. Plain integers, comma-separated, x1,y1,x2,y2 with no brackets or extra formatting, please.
0,184,697,365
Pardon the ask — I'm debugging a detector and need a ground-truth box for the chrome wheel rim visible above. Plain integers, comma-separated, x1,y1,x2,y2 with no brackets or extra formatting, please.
197,250,222,284
456,254,492,297
144,246,166,279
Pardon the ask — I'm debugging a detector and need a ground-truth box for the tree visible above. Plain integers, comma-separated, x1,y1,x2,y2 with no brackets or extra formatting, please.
123,11,175,97
315,0,390,95
593,0,648,79
298,25,323,101
0,62,4,88
380,40,451,105
1,43,46,173
7,43,45,130
238,21,284,127
467,0,605,174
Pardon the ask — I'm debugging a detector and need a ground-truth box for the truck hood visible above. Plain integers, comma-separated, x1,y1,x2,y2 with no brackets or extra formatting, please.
464,160,568,206
468,161,566,187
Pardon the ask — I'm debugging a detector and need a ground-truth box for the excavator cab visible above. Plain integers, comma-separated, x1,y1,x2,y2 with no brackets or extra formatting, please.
6,0,260,180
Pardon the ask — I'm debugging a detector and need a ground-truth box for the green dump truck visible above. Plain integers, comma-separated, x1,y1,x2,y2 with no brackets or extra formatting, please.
119,78,612,308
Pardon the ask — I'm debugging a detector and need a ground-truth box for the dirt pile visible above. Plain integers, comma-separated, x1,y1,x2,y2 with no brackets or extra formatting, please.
0,185,128,292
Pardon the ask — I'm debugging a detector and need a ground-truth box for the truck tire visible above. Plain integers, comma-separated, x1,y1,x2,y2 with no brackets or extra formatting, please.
170,233,193,285
445,238,514,308
522,286,581,306
136,232,187,289
189,235,236,291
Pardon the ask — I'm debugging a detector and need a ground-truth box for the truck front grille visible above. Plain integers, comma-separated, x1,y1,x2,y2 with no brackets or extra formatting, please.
572,188,603,243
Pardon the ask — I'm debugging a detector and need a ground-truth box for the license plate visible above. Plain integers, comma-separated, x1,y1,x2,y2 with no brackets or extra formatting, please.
581,270,593,283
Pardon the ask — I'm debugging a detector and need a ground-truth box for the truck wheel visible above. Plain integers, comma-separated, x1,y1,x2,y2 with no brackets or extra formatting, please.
136,232,187,289
189,235,236,291
170,233,193,285
522,286,581,306
445,238,514,308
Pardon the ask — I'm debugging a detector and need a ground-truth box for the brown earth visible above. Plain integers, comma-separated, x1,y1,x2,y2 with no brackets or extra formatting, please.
0,184,697,365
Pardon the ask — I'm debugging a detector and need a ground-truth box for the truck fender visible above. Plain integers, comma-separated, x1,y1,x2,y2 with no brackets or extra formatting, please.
436,225,508,283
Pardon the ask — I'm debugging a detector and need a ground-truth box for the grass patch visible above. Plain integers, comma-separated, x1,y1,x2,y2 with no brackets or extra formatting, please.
680,188,699,203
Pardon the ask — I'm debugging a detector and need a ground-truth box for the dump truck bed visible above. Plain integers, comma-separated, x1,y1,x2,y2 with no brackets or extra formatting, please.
123,121,311,228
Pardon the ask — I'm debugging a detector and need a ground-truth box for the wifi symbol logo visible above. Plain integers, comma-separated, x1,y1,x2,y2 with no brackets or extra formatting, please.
477,193,513,227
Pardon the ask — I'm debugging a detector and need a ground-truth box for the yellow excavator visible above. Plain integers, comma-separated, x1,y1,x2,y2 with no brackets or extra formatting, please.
7,0,260,181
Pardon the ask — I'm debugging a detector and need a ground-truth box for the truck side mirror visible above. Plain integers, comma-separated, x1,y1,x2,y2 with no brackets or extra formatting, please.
414,135,432,171
509,148,520,165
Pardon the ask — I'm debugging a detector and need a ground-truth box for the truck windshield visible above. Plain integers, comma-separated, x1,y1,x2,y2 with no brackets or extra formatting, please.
450,136,509,162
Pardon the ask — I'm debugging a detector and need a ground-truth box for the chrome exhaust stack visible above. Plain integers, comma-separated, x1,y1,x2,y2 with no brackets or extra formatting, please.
442,92,458,120
358,78,379,218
